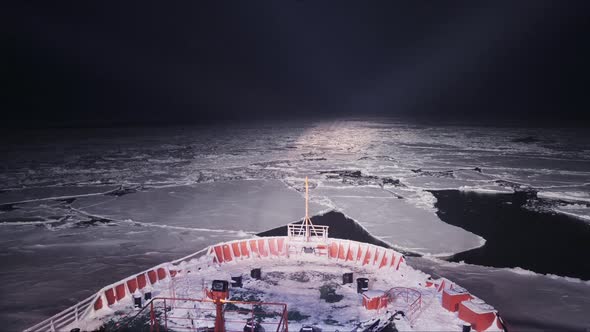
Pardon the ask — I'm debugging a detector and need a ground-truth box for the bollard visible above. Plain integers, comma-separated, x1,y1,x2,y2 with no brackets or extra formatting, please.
231,275,243,288
144,286,152,301
133,290,142,308
343,272,353,285
356,278,369,294
251,268,261,280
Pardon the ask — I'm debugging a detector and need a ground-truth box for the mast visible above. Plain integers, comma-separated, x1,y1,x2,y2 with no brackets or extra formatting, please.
286,176,327,242
305,176,310,241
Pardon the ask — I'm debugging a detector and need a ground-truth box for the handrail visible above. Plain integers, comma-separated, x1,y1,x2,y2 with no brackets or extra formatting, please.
23,295,94,332
288,224,328,240
169,246,210,265
23,247,210,332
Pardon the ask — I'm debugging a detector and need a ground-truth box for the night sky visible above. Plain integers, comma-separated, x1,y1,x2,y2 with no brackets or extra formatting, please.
3,1,590,128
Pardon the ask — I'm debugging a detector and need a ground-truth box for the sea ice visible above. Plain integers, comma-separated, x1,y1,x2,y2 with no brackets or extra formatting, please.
0,185,119,205
313,185,485,256
72,180,326,232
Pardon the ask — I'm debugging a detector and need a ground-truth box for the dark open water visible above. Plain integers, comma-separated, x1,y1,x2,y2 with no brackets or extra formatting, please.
431,190,590,280
258,211,391,249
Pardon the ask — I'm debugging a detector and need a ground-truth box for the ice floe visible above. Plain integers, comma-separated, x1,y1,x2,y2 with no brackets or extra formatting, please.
313,185,485,256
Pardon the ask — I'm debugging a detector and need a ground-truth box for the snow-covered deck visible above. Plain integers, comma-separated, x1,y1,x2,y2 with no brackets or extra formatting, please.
25,236,505,332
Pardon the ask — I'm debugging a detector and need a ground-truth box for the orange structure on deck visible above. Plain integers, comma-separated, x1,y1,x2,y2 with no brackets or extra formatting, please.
458,300,497,332
442,287,472,312
362,290,388,310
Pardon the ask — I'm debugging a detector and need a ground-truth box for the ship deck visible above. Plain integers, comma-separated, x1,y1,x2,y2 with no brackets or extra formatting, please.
71,248,480,331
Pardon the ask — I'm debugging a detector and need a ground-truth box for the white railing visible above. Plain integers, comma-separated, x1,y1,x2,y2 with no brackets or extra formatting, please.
287,223,329,242
23,295,94,332
24,247,210,332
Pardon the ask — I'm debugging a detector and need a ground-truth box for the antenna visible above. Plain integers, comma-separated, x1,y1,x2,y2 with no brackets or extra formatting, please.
305,177,311,241
287,177,328,243
305,176,309,221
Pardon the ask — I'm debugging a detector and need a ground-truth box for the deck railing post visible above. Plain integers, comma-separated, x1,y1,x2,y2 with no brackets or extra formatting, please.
285,304,289,332
163,298,168,331
150,301,155,332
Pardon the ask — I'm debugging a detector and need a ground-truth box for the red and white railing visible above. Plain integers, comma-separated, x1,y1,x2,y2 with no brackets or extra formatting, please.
208,236,405,271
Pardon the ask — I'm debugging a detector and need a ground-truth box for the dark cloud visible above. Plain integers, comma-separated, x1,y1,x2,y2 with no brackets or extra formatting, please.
2,1,589,128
